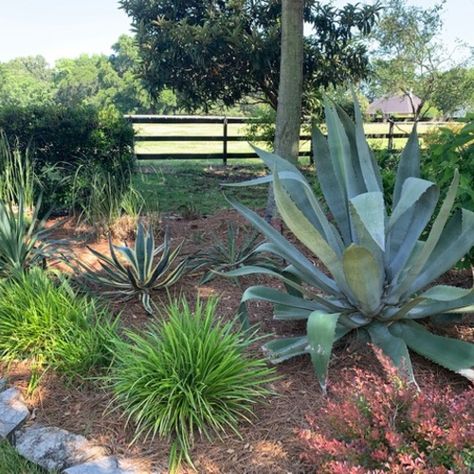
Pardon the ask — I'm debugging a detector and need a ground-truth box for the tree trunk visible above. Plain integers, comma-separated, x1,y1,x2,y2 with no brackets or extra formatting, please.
264,0,305,222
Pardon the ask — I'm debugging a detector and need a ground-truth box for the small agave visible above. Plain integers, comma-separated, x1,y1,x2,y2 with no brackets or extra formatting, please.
77,223,186,313
225,99,474,389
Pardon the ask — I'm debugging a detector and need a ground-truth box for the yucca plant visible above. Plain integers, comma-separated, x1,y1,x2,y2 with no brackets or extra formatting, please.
77,223,186,313
225,99,474,390
190,223,274,284
0,194,58,278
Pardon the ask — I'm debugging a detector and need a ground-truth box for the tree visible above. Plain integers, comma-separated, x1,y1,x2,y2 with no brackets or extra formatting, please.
369,0,472,118
0,56,54,107
119,0,380,112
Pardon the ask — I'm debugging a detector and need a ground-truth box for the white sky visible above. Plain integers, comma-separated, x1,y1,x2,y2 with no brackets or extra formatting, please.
0,0,472,64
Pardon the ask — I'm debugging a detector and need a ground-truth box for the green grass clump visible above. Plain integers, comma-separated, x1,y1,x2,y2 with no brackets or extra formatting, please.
0,268,118,378
0,442,50,473
106,297,275,472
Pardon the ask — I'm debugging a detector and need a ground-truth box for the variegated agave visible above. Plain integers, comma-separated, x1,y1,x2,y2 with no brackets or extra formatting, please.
225,100,474,390
77,223,186,314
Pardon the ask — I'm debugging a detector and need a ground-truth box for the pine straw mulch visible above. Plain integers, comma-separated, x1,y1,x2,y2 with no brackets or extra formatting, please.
2,209,474,473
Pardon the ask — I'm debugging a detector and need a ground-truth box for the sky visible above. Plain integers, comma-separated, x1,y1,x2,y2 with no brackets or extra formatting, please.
0,0,473,65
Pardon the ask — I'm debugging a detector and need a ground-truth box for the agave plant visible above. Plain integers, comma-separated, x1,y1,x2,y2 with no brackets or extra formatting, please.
0,194,57,278
225,100,474,390
189,223,274,284
77,223,186,313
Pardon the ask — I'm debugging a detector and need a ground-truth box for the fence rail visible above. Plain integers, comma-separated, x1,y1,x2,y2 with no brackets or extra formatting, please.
126,115,446,164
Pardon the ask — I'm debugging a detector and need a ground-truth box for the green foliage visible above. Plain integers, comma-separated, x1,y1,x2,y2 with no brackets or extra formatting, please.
0,195,57,278
370,0,472,118
0,269,117,378
190,223,273,284
106,297,274,472
0,103,135,211
227,100,474,388
0,442,50,474
423,121,474,266
0,131,36,209
76,223,186,313
120,0,380,110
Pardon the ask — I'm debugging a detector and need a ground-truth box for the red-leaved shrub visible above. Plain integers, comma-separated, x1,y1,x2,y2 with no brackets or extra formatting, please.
297,351,474,473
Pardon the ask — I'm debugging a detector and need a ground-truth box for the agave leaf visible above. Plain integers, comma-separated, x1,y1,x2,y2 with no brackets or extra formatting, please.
393,125,420,207
263,336,309,363
353,96,382,192
343,245,383,315
429,314,465,326
388,178,438,230
312,126,352,244
390,320,474,381
324,99,359,199
334,104,367,194
228,198,339,295
406,286,474,319
411,208,474,294
307,310,340,392
135,223,146,282
350,192,386,251
367,322,415,382
273,169,345,286
396,171,460,298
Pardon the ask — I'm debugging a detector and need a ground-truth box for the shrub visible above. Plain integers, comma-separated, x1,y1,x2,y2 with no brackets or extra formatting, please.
76,223,186,314
106,297,275,472
297,351,474,473
227,99,474,389
0,103,135,210
0,268,118,378
423,121,474,266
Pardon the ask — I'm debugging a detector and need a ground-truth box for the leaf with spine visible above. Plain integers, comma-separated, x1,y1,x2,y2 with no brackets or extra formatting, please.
406,286,474,319
227,198,339,295
312,126,351,244
272,169,344,283
411,208,474,294
390,320,474,382
395,171,460,298
342,245,383,315
349,192,385,251
352,96,382,192
367,322,415,382
324,99,360,199
393,124,420,207
263,336,309,363
306,311,340,392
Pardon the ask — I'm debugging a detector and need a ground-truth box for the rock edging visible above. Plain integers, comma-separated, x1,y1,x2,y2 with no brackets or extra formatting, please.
0,378,155,473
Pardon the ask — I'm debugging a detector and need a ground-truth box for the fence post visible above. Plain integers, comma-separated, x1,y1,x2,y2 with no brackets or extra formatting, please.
388,119,395,152
223,117,228,166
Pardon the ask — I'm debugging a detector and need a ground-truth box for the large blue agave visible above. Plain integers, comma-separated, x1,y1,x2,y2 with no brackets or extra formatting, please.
225,100,474,390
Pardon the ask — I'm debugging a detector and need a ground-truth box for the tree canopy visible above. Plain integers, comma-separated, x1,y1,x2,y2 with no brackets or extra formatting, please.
119,0,380,111
369,0,474,117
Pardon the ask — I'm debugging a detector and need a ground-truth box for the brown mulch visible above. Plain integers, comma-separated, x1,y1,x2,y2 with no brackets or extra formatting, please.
3,209,473,473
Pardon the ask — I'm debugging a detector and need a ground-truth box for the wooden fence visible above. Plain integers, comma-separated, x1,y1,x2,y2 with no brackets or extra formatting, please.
126,115,443,165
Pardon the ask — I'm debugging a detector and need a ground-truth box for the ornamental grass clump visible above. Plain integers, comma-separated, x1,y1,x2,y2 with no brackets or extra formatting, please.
225,98,474,389
0,268,118,378
297,351,474,473
106,297,275,472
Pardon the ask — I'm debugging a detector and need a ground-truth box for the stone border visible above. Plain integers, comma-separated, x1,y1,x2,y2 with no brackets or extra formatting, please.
0,378,158,473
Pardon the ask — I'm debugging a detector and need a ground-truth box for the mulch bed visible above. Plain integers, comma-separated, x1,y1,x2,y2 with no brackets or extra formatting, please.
3,209,473,473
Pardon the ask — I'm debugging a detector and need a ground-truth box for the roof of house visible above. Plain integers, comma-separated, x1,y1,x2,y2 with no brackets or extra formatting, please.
367,94,422,115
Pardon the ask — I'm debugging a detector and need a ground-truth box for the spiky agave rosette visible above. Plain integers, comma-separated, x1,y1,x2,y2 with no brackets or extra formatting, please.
224,99,474,390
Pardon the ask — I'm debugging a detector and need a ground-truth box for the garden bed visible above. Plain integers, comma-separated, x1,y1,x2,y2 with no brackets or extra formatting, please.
3,209,473,474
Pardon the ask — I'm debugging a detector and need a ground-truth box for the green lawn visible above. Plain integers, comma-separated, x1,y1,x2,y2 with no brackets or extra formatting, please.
135,157,315,216
0,442,49,474
133,121,444,156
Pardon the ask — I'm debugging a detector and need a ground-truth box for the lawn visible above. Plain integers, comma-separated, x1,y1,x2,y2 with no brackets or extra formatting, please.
133,120,445,156
0,442,48,474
